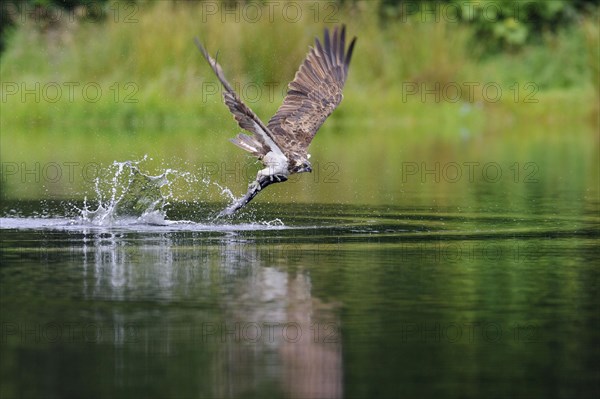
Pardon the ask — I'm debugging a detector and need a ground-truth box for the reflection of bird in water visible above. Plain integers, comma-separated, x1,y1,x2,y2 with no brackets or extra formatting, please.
195,26,357,216
213,263,343,399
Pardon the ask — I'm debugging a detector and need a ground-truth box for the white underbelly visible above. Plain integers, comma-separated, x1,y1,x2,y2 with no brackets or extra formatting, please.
262,151,289,176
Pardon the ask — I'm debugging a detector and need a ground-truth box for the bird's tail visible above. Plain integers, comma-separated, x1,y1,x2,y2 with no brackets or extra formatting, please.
229,133,266,158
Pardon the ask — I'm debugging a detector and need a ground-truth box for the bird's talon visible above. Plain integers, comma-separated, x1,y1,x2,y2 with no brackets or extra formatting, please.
249,181,260,191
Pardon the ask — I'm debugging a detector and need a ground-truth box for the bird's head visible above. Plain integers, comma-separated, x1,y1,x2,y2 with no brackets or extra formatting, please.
292,157,312,174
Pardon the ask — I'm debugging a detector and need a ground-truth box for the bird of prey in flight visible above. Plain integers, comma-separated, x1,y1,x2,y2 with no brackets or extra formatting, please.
195,26,356,216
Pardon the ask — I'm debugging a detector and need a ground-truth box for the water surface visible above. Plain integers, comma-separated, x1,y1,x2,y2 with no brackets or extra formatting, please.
1,193,598,399
1,122,599,398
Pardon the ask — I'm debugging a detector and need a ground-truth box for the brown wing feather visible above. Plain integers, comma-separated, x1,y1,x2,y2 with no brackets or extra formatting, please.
194,38,280,157
267,25,357,153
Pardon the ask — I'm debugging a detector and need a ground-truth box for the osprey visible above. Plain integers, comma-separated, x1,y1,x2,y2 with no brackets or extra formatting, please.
195,26,356,216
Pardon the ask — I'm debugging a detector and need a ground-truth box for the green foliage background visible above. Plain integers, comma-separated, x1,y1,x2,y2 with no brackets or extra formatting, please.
1,0,597,133
0,0,597,204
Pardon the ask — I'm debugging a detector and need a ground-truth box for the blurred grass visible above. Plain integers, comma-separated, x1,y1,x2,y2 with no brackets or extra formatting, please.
0,2,597,204
0,0,597,136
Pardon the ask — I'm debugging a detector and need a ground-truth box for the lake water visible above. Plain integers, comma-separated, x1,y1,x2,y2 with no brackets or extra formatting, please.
1,124,599,398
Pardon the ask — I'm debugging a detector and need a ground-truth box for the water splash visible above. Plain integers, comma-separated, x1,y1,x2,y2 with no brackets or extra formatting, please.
78,158,172,226
72,157,286,228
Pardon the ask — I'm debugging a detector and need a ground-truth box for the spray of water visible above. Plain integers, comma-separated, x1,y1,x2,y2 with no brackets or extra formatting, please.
78,158,172,226
74,156,285,228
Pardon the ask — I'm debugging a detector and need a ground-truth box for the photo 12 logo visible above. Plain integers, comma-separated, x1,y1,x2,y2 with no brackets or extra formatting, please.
201,81,288,104
198,1,340,23
399,321,542,343
401,161,539,183
199,321,341,344
1,81,139,104
394,1,536,23
401,81,539,103
1,162,101,184
1,322,139,344
3,2,139,24
197,160,340,184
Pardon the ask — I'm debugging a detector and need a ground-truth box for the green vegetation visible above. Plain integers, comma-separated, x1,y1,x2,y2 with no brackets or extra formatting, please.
0,0,597,136
0,1,598,201
380,0,598,50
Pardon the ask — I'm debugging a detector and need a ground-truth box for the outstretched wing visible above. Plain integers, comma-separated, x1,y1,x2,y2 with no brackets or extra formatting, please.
194,38,284,158
267,25,356,152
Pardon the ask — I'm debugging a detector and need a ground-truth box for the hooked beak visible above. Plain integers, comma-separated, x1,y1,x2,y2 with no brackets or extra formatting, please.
295,161,312,174
296,163,312,173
